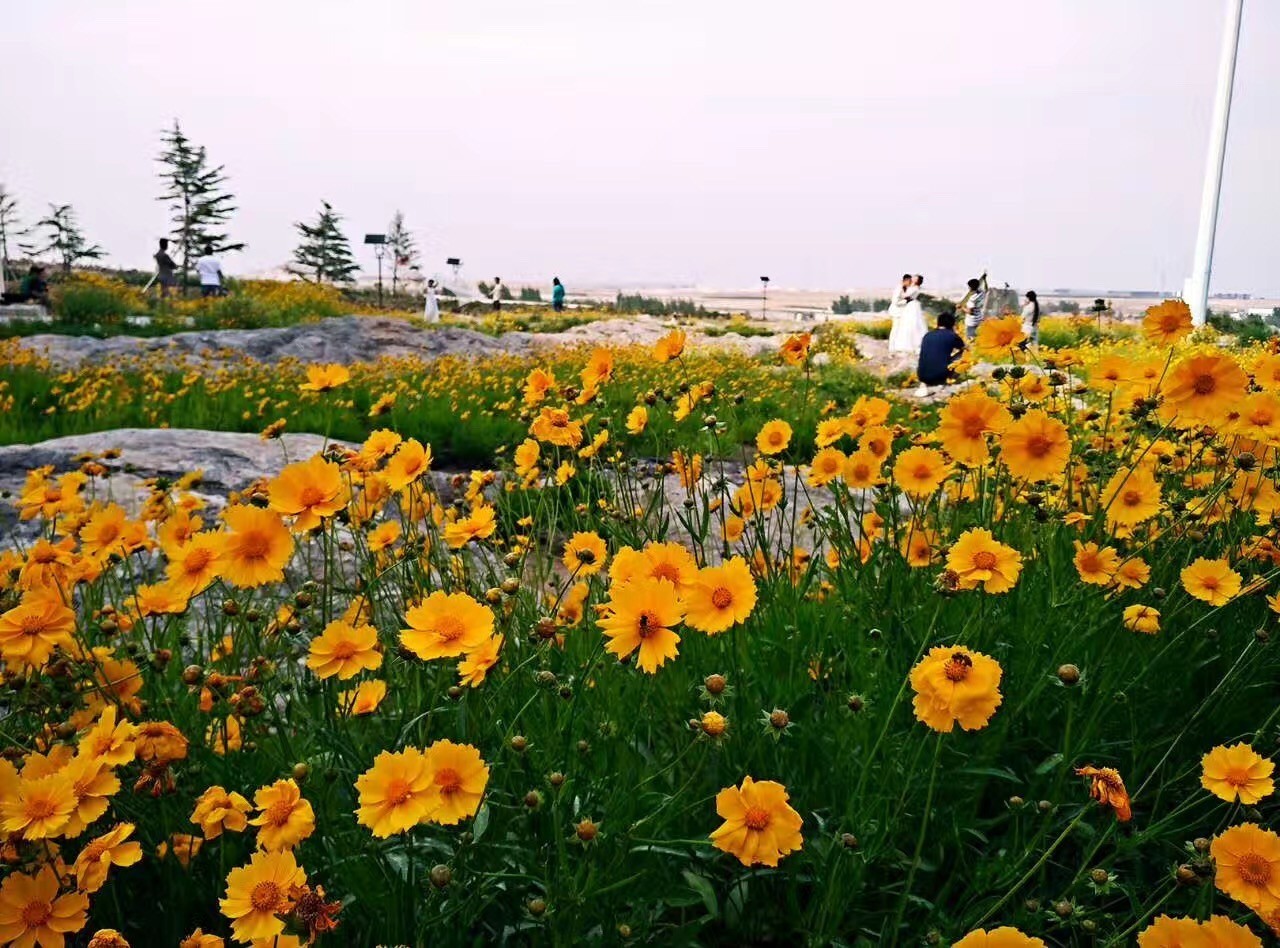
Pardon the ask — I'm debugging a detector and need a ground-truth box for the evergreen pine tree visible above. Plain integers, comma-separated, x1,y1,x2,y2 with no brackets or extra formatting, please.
30,204,104,273
157,120,244,292
291,202,358,283
0,185,26,286
386,210,418,295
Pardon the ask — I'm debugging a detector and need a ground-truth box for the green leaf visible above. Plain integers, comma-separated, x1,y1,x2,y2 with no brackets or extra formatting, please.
1035,753,1065,775
682,870,719,919
472,803,491,843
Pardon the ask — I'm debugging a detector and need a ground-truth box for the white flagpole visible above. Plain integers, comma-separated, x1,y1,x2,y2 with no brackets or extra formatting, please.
1187,0,1245,327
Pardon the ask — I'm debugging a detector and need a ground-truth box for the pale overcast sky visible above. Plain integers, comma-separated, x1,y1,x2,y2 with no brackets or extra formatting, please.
3,1,1277,294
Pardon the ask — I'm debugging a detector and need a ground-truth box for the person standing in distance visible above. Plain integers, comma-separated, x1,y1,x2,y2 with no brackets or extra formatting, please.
424,278,440,323
154,238,177,298
552,277,565,313
196,245,224,298
958,270,988,341
490,277,503,312
1020,290,1040,349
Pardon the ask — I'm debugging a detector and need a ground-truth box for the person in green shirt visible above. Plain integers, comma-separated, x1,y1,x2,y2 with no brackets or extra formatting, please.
19,265,49,307
552,277,566,312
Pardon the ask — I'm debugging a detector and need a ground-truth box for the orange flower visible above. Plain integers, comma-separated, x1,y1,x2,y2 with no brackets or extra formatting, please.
73,822,143,893
953,928,1045,948
0,591,75,670
191,785,252,840
1101,466,1162,528
217,506,293,588
779,332,812,366
892,446,951,498
1073,541,1119,585
530,407,584,447
1202,744,1275,805
910,646,1003,732
756,420,793,456
653,328,687,362
936,389,1011,465
268,455,350,532
597,576,684,674
1162,353,1249,426
306,620,382,680
0,866,89,946
1212,823,1280,915
946,528,1023,594
563,532,608,576
1142,299,1193,346
974,316,1026,356
1122,604,1161,634
999,409,1070,482
299,363,351,392
709,776,803,867
401,592,495,661
1181,557,1242,607
384,438,433,492
457,635,504,688
1075,765,1132,822
338,679,388,716
249,778,315,851
522,368,557,407
442,504,497,549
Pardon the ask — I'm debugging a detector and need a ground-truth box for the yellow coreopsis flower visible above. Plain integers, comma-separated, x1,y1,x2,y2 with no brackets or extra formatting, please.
1201,744,1275,804
709,776,803,867
300,363,350,392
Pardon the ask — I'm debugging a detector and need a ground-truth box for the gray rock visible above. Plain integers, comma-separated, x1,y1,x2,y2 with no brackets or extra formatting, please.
0,428,356,497
0,304,52,323
15,315,785,369
16,317,519,368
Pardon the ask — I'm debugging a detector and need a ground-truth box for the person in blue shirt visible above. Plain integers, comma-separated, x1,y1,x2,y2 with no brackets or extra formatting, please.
916,311,965,387
552,277,566,312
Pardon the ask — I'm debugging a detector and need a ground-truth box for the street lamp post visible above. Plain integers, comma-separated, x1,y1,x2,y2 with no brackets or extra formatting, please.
364,234,387,308
1187,0,1245,328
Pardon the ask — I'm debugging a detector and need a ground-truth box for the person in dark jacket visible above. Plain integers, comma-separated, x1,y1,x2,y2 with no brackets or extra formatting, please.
916,311,965,388
154,238,177,298
18,265,49,307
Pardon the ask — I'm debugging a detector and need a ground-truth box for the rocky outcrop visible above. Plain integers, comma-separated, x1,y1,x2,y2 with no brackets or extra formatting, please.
0,429,356,498
15,315,784,369
0,429,373,543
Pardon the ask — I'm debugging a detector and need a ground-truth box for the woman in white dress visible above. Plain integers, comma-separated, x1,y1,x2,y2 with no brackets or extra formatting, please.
886,274,914,353
423,279,440,323
898,274,929,353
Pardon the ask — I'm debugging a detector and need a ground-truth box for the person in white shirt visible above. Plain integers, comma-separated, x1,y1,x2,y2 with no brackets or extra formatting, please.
1020,290,1040,349
196,246,224,298
490,277,503,312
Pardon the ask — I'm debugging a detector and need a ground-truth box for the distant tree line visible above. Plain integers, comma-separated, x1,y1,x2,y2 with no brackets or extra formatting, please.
830,295,892,314
614,293,707,317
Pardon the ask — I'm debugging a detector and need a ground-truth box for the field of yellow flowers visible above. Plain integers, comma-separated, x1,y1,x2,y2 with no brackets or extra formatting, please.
2,301,1280,946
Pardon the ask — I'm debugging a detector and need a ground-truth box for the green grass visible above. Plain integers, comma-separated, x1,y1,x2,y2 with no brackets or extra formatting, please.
0,352,885,467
